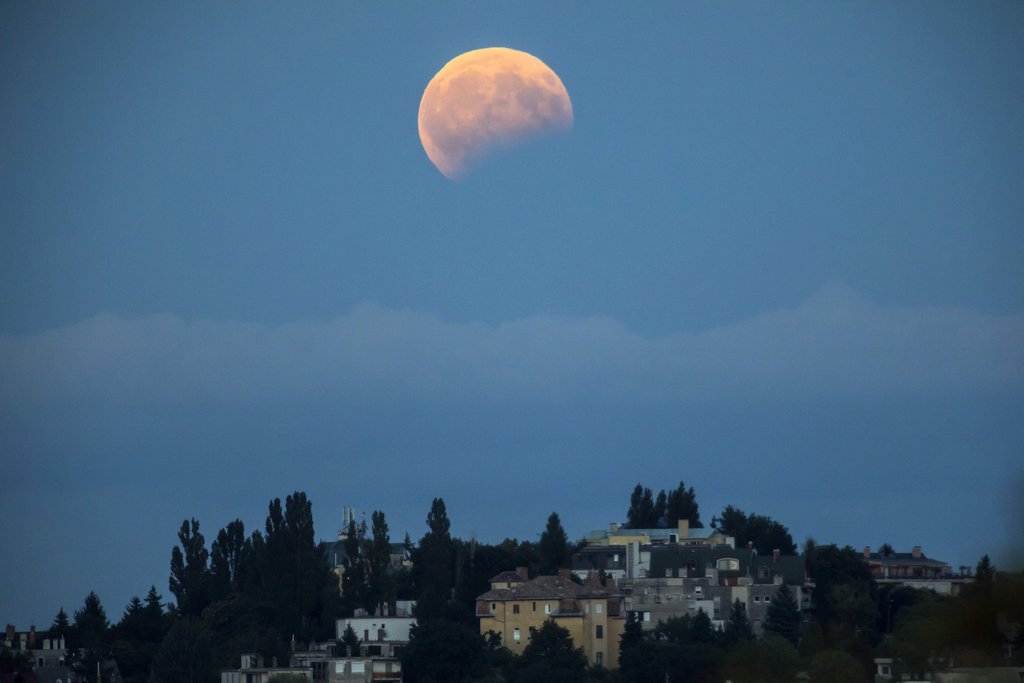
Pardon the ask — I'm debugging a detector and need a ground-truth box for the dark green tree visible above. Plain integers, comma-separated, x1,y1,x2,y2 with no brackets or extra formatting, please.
512,619,588,683
71,591,110,680
807,649,870,683
111,595,157,683
50,606,71,643
974,554,996,596
366,510,393,615
341,517,367,616
413,498,454,622
169,518,211,617
151,617,216,683
712,505,796,555
141,586,168,643
110,587,166,683
618,612,646,675
401,619,489,683
764,583,801,646
803,543,878,668
341,623,361,657
665,480,703,528
538,512,570,575
652,612,721,683
722,599,754,647
209,519,250,601
653,490,668,525
722,633,800,683
259,492,340,645
626,484,658,528
0,648,33,675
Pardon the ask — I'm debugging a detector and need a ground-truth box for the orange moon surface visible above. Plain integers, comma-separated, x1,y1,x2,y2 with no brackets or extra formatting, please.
418,47,573,179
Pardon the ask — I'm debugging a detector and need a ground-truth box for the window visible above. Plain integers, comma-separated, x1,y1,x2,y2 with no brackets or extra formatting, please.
596,625,603,639
596,603,603,614
596,652,604,666
717,558,740,571
764,596,772,603
753,596,761,602
532,602,536,612
364,629,369,641
695,586,703,595
351,662,365,674
513,604,520,614
758,566,770,579
643,611,651,622
544,603,551,614
491,602,496,611
513,628,521,643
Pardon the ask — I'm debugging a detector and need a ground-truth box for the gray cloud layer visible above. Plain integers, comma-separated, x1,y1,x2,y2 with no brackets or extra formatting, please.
2,282,1021,405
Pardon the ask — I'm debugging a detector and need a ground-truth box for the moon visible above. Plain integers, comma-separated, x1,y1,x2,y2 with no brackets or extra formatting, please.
418,47,573,179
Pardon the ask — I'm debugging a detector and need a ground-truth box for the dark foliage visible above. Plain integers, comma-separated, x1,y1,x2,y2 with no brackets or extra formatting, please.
764,583,801,646
538,512,570,575
712,505,796,555
510,619,588,683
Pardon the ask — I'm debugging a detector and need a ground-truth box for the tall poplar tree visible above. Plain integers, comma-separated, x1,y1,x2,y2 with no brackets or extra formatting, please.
367,510,393,615
414,498,454,621
169,518,210,617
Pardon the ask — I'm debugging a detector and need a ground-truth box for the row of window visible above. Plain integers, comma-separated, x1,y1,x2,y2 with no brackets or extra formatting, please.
505,601,605,614
508,601,553,614
510,625,604,643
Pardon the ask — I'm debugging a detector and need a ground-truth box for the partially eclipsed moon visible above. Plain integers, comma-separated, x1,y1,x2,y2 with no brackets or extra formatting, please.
418,47,573,179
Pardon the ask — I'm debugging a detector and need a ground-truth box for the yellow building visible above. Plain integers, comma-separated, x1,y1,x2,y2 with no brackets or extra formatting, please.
476,569,626,669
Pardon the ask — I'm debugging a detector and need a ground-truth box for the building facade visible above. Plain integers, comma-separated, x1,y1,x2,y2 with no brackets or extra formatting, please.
476,569,626,669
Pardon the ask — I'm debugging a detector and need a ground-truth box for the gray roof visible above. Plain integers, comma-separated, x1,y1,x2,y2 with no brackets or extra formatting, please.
866,551,948,567
648,546,805,585
478,572,622,601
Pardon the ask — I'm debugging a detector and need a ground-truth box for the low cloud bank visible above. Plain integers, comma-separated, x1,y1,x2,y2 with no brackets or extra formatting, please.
2,282,1022,404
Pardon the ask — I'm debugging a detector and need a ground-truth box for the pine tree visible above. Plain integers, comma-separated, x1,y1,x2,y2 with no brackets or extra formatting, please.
539,512,570,575
72,591,110,678
723,598,755,646
764,584,801,646
50,607,71,642
141,586,166,642
341,623,361,657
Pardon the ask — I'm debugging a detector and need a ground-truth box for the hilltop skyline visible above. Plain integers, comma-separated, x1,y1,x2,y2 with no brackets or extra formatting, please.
2,2,1023,627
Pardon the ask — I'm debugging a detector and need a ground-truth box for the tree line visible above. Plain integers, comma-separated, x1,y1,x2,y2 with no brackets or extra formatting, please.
10,483,1021,682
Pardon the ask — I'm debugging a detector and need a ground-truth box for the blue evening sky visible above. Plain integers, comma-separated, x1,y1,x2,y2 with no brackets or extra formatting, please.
2,2,1023,626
